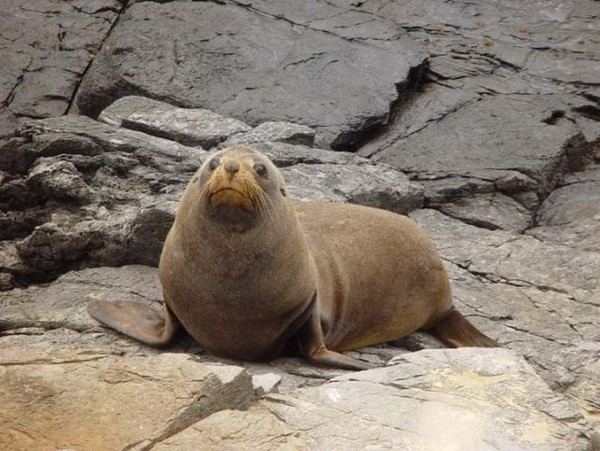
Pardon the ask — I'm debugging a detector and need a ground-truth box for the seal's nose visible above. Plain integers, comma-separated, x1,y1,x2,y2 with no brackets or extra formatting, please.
224,159,240,177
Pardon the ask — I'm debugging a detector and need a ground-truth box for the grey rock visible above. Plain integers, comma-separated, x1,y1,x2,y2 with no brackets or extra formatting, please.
433,192,533,232
527,164,600,252
371,95,593,205
263,349,592,450
75,1,427,149
99,95,251,148
3,0,600,446
536,164,600,227
283,163,424,215
28,159,94,202
0,115,424,281
527,220,600,254
411,208,600,433
0,0,122,137
249,141,366,167
0,116,206,280
0,265,162,332
252,373,282,396
224,121,316,148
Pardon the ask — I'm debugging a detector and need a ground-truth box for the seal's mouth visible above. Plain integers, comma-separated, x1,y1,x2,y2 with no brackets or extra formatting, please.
209,187,255,213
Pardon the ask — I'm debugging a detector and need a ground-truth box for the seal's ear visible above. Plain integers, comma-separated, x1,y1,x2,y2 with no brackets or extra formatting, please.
280,188,287,197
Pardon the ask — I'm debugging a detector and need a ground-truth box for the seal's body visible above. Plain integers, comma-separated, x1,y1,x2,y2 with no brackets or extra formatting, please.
89,145,498,370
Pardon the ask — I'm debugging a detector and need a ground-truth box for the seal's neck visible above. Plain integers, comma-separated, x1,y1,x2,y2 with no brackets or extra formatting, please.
205,203,259,234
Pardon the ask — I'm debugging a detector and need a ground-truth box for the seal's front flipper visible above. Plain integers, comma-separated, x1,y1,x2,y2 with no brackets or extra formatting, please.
87,300,180,347
296,311,373,371
430,308,500,348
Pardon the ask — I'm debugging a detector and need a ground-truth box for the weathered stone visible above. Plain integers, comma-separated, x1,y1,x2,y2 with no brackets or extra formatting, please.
0,115,426,281
249,141,365,168
3,1,600,447
283,163,424,214
527,164,600,252
0,265,161,332
99,95,251,148
0,116,206,280
263,349,592,450
536,164,600,227
432,192,533,232
371,95,592,204
252,373,282,396
0,0,122,137
28,159,94,202
411,208,600,432
75,1,427,149
0,350,254,451
153,406,309,451
224,121,316,148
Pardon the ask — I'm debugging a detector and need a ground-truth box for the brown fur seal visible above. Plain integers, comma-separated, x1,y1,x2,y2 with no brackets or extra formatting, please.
88,144,498,370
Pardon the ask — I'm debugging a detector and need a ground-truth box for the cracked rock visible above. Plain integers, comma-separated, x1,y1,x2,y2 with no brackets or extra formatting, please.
0,350,254,451
283,163,424,214
223,121,316,148
262,349,591,450
74,0,427,149
99,95,252,148
0,0,122,137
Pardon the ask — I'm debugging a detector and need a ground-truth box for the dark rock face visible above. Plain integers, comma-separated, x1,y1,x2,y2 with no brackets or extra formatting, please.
74,1,428,149
0,0,123,138
1,0,599,448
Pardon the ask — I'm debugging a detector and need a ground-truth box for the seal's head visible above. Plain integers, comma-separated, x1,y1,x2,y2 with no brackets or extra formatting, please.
196,145,287,229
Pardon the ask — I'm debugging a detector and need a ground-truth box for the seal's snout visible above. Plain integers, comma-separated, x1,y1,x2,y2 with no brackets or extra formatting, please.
224,159,240,178
203,155,262,218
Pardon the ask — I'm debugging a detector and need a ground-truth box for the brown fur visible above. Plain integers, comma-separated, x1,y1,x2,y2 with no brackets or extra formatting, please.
88,145,498,370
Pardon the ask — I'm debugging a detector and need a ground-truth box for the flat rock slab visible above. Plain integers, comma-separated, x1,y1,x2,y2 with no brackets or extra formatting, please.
0,0,122,137
261,349,590,450
224,121,316,148
0,350,254,451
75,1,427,149
99,95,251,148
283,163,424,215
0,265,161,333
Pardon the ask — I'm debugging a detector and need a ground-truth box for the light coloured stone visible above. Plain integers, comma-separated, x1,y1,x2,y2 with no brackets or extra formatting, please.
263,349,591,451
252,373,282,396
283,163,424,215
224,121,316,147
153,406,309,450
0,350,253,451
99,96,251,148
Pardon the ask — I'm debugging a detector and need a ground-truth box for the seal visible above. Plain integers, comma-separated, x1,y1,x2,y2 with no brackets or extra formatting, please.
88,144,498,370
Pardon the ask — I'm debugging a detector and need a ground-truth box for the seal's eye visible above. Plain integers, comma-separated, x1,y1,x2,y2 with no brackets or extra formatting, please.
254,163,267,177
209,158,220,171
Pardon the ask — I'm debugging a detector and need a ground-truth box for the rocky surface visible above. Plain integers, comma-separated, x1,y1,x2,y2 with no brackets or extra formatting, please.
1,0,599,449
0,0,124,138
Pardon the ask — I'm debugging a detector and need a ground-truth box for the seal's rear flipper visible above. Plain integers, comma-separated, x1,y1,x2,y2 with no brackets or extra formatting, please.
87,300,179,347
430,308,500,348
